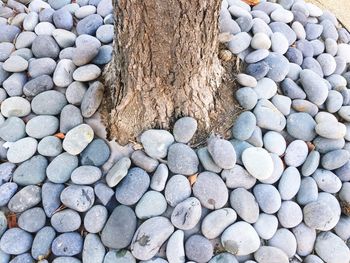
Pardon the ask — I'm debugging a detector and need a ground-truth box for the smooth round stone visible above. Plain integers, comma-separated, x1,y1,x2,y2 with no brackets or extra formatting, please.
42,182,65,218
23,75,54,97
136,191,167,220
165,174,191,207
52,233,83,256
261,154,283,183
230,188,259,223
253,184,281,214
149,164,168,192
31,90,67,115
237,73,257,87
101,205,136,249
23,11,39,31
167,143,198,175
227,32,251,54
271,7,293,23
253,213,278,240
314,137,345,155
32,35,60,59
321,19,338,40
299,69,329,105
251,32,271,50
60,185,95,212
10,253,34,263
96,24,113,43
82,234,105,263
185,235,213,263
80,82,103,115
315,121,346,139
325,38,338,56
221,164,256,189
305,23,323,40
76,13,103,35
48,0,71,9
315,232,350,263
321,149,350,170
254,246,289,263
71,165,102,185
245,49,269,64
51,209,81,232
3,55,28,73
171,197,201,230
337,43,350,63
115,167,150,206
193,171,228,209
339,106,350,121
73,64,101,81
0,117,25,142
53,9,73,30
2,72,26,96
59,104,83,134
286,47,303,65
235,87,258,110
72,44,101,67
208,137,236,169
0,228,32,255
278,167,301,200
301,150,320,176
221,221,260,256
15,31,36,50
31,226,56,260
28,58,56,78
253,99,286,131
245,61,270,80
254,77,277,99
270,94,291,116
313,169,342,193
166,230,185,263
336,162,350,182
334,56,346,75
232,112,256,141
277,201,303,228
1,97,30,117
131,149,158,172
304,193,341,231
52,29,76,48
63,124,94,155
281,78,306,99
202,208,237,240
75,5,97,18
0,25,20,43
242,147,273,180
335,216,350,240
292,99,318,116
247,126,263,147
38,7,55,22
97,0,112,17
131,217,174,261
103,251,136,263
65,82,87,105
26,115,59,139
268,228,297,258
47,152,78,183
38,136,62,157
7,137,37,164
326,90,343,113
292,21,306,40
263,52,290,82
234,17,253,33
263,131,286,156
53,59,76,87
0,182,17,206
302,57,324,78
13,155,47,186
284,140,308,167
297,39,315,58
139,129,174,159
171,117,198,143
92,44,113,64
317,53,336,76
297,177,318,206
269,22,296,45
84,205,108,234
271,32,289,54
105,157,131,188
252,17,273,36
17,207,46,233
292,223,316,257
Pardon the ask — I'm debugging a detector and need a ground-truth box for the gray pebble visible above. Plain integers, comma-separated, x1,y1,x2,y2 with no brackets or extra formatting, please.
253,213,278,240
13,155,47,186
263,52,290,82
315,121,346,139
301,150,320,176
232,111,256,141
230,188,259,223
52,29,77,48
221,164,256,189
136,191,167,220
254,246,288,263
31,90,67,115
297,177,318,206
326,90,343,113
28,58,56,78
32,35,60,59
277,201,303,228
245,61,270,80
23,75,54,97
76,14,103,35
313,168,342,193
284,140,308,167
38,136,62,157
208,136,236,169
140,129,174,159
321,149,350,170
242,147,274,180
63,124,94,155
173,116,198,143
185,235,213,263
80,138,110,166
167,143,198,175
42,182,65,218
8,185,41,213
0,228,32,255
53,59,76,87
53,9,73,30
263,131,286,156
47,152,78,183
281,78,306,99
7,137,37,164
52,232,83,256
165,174,191,207
82,234,105,263
315,231,350,263
59,104,83,134
287,112,316,141
278,167,301,200
26,115,59,139
84,205,108,234
131,150,159,173
269,22,296,45
227,32,251,54
3,72,26,96
0,182,17,206
15,31,36,49
73,64,101,81
235,87,258,110
0,43,14,62
171,197,201,230
150,163,168,191
31,226,56,260
0,116,25,142
245,49,269,64
51,209,81,232
94,183,114,205
18,207,46,233
65,82,87,106
0,25,20,43
251,33,271,50
60,185,95,212
268,228,297,258
71,165,102,185
253,184,281,214
81,81,104,118
253,99,286,131
92,44,113,65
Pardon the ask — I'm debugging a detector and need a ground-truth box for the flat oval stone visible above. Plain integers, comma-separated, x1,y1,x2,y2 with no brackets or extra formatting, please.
254,246,289,263
242,147,273,180
105,157,131,188
115,167,150,206
65,81,87,106
321,149,350,170
251,32,271,50
63,124,94,155
268,228,297,258
315,122,346,139
0,116,26,142
167,143,198,175
101,205,137,249
221,164,256,189
76,14,103,35
0,228,33,255
299,69,329,105
136,191,167,220
277,201,303,228
3,72,26,97
47,152,78,183
0,182,17,206
81,81,104,118
202,208,237,240
297,177,318,206
17,207,46,233
287,112,316,141
73,64,101,81
164,174,191,207
32,35,60,59
26,115,59,139
52,29,77,48
42,182,65,218
31,90,67,115
71,165,101,185
230,188,259,223
150,163,169,191
140,129,174,159
208,137,236,169
60,185,95,212
1,97,31,117
235,87,258,110
131,216,174,261
253,213,278,240
103,250,136,263
166,230,185,263
13,155,47,186
3,55,28,73
284,140,308,167
253,99,286,131
245,49,270,64
227,32,251,54
232,111,256,141
221,221,260,256
253,184,281,214
7,137,37,164
278,167,301,200
292,223,316,257
59,104,83,134
185,235,213,263
315,231,350,263
53,59,76,87
38,136,62,157
51,209,81,233
131,150,159,173
31,226,56,260
23,75,54,97
82,233,105,263
269,22,297,45
84,205,108,234
313,169,342,193
263,131,286,156
52,232,83,256
8,185,41,213
193,171,228,209
170,197,201,230
28,58,56,78
173,117,197,143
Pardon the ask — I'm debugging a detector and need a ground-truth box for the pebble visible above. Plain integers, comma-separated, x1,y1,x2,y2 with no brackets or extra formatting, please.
31,226,56,260
302,150,320,176
131,150,158,173
221,221,260,256
208,137,236,169
0,25,20,43
93,44,113,64
269,22,296,45
73,64,101,81
0,182,17,206
23,75,54,97
76,14,103,35
65,82,87,105
277,201,303,228
84,205,108,234
136,191,167,219
315,121,346,139
284,140,308,167
47,152,78,183
60,185,95,212
1,96,31,117
228,32,251,54
268,228,297,258
23,12,39,31
71,165,102,185
26,115,59,139
254,246,289,263
28,58,56,78
235,87,258,110
3,72,26,96
81,138,110,166
253,99,286,131
0,228,33,255
335,216,350,240
253,213,278,240
3,55,28,73
81,81,104,117
17,207,46,233
63,124,94,155
164,174,191,207
230,188,259,223
115,167,150,206
281,78,306,99
193,171,228,209
251,33,271,50
101,205,136,249
315,231,350,263
131,217,174,260
105,157,131,187
221,164,256,189
242,147,274,180
32,35,60,59
271,32,289,54
171,197,202,230
263,52,290,82
0,116,26,142
326,90,343,113
103,251,136,263
245,49,269,63
150,163,168,191
31,90,67,115
167,143,198,175
263,131,286,155
140,129,174,159
53,59,76,87
59,104,83,134
253,184,281,214
52,232,83,256
53,9,73,30
185,235,213,263
52,29,77,48
7,137,37,164
82,234,105,263
13,155,47,185
51,209,81,232
278,167,301,200
321,149,350,170
292,223,316,257
38,135,63,157
42,182,65,218
166,230,185,263
254,77,277,99
313,168,342,193
245,61,270,80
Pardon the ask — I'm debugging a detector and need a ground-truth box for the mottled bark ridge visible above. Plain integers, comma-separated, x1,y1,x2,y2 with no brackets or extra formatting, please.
102,0,239,145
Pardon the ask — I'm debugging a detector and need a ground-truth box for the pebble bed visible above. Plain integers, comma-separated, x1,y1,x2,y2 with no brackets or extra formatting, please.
0,0,350,262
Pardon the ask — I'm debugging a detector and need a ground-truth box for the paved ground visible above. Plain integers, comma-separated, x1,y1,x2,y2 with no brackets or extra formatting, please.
306,0,350,30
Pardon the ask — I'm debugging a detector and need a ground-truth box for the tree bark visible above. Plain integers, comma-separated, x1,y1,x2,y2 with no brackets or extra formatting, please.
102,0,240,145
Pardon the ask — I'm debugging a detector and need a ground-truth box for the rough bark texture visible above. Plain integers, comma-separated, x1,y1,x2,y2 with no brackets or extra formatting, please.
102,0,240,145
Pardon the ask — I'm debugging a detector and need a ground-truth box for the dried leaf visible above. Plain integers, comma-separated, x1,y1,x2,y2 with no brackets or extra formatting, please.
188,174,198,186
218,32,234,43
54,133,65,139
129,140,143,150
7,212,17,228
242,0,260,6
306,142,315,151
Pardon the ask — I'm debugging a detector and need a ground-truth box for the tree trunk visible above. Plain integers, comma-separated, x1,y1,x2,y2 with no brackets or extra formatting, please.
102,0,240,145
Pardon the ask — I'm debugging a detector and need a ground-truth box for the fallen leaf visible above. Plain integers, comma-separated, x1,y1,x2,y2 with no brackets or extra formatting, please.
306,142,315,151
54,133,65,139
242,0,260,6
6,212,17,228
188,174,198,186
